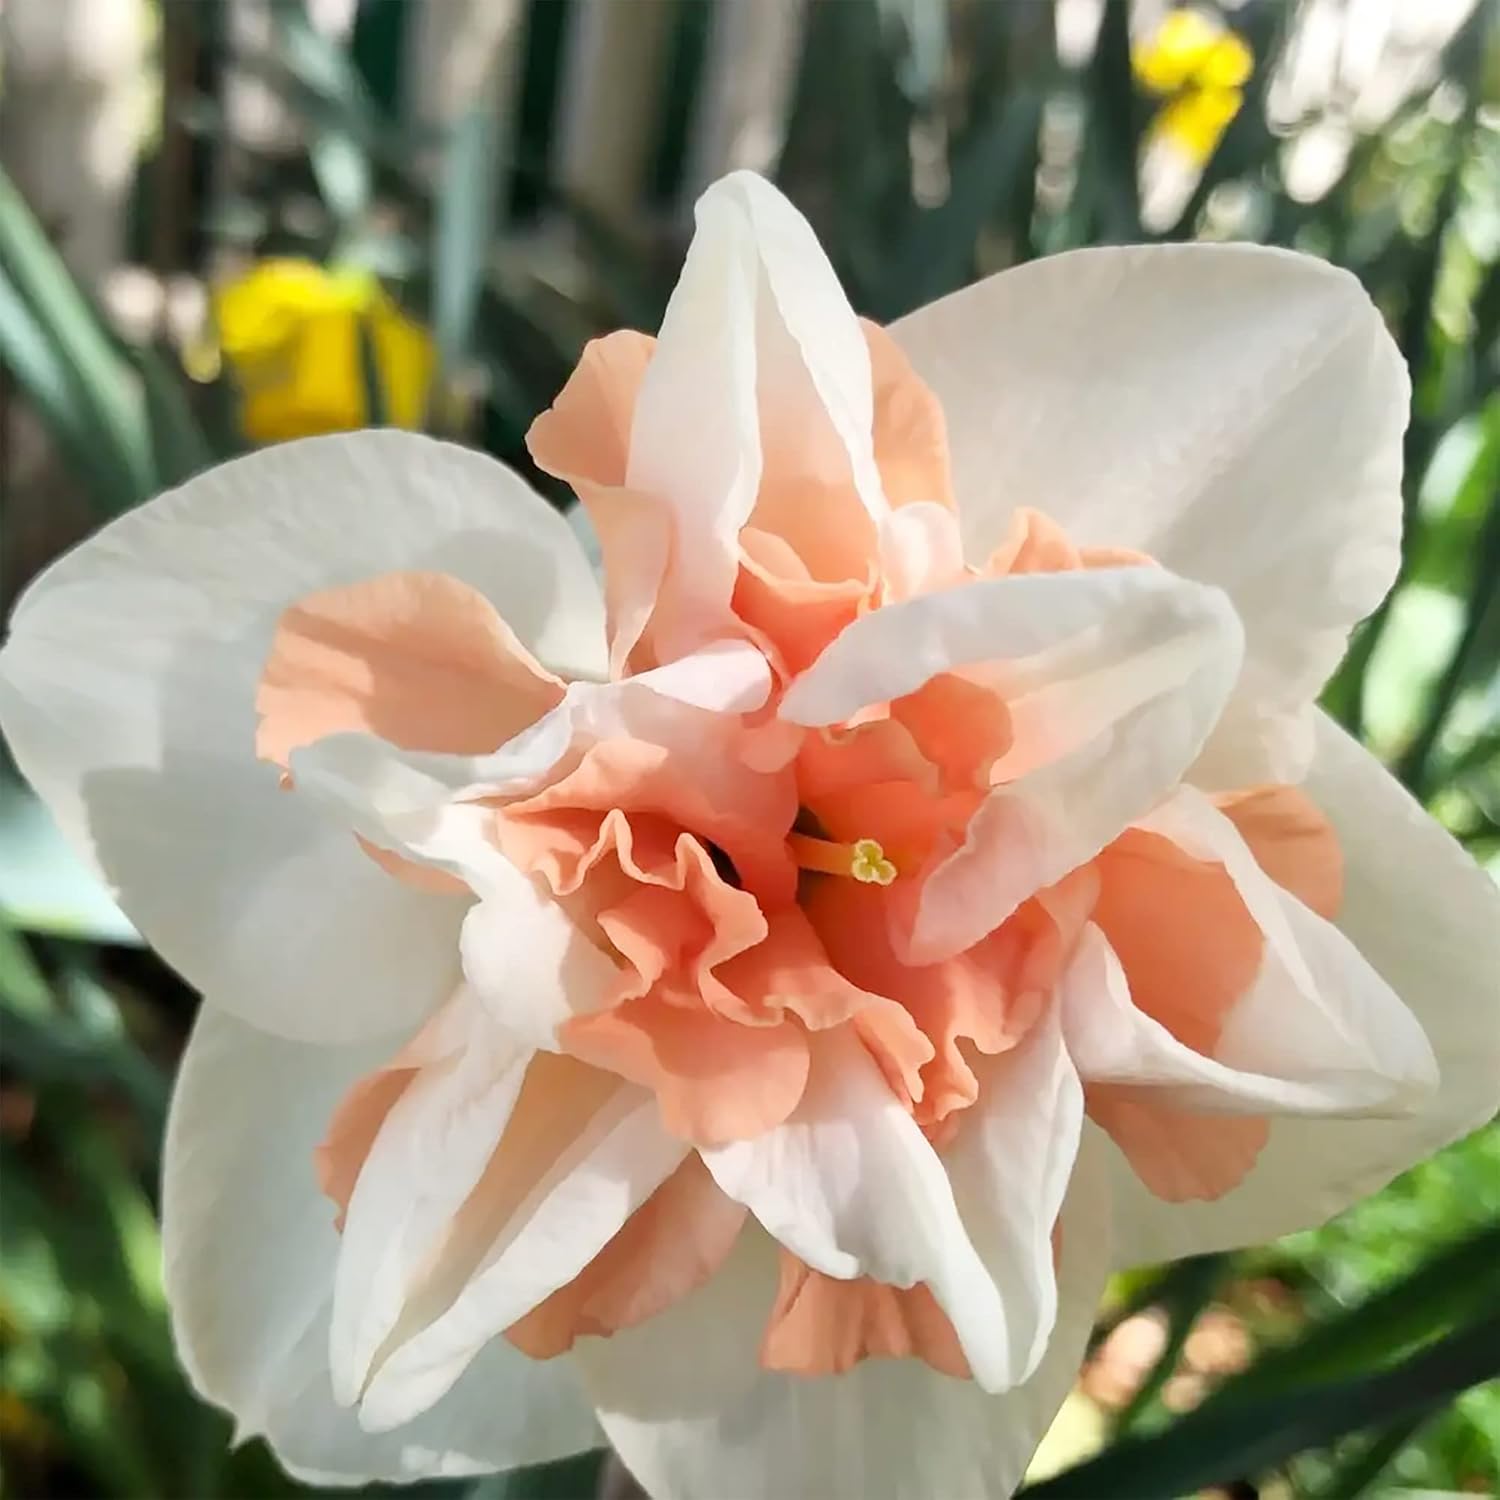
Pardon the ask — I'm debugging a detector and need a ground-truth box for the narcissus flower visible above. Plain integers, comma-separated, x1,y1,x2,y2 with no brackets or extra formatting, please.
206,259,435,443
3,173,1497,1498
1135,8,1254,166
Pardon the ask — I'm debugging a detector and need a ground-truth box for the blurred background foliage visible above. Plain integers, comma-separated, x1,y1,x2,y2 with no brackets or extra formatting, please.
0,0,1497,1496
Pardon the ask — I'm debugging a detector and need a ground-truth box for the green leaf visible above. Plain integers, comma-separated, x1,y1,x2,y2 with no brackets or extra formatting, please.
876,88,1043,316
1229,1223,1500,1397
1305,1415,1429,1500
356,313,389,426
267,0,380,226
433,100,504,382
0,920,51,1018
1025,1311,1500,1499
310,128,374,226
1022,1229,1500,1499
0,163,155,508
0,267,129,508
1115,1253,1227,1433
1083,0,1142,242
129,341,217,486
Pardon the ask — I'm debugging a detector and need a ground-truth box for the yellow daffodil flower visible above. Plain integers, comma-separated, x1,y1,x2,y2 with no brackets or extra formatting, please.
1134,8,1253,166
206,260,435,444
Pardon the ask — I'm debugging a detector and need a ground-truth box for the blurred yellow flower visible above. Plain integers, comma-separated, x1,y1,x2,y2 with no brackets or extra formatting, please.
1134,8,1253,166
207,260,435,444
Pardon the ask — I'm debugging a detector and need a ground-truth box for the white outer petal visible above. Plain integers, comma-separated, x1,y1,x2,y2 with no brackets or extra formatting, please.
701,1027,1016,1392
1107,713,1500,1267
577,1138,1114,1500
0,433,606,1042
892,243,1407,785
329,998,532,1407
162,1006,599,1482
356,1080,686,1432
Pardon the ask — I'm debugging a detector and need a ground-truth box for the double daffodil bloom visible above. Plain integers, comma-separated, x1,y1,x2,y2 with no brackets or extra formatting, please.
210,259,434,443
2,174,1497,1499
1135,8,1254,165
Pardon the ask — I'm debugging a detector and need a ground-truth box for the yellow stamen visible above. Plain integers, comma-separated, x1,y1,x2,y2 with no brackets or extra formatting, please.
788,832,898,885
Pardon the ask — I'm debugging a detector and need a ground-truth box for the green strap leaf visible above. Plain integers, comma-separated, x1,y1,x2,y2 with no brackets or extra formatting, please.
1022,1229,1500,1499
434,99,505,386
0,163,155,508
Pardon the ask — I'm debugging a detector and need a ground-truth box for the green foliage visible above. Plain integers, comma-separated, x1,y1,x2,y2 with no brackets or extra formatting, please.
1,1,1497,1496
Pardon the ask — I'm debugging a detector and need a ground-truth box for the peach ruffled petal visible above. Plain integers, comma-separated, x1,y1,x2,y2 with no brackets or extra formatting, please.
852,1002,936,1116
505,1155,746,1358
863,319,955,513
890,672,1014,790
528,330,652,489
734,527,868,677
713,905,890,1031
747,481,877,588
797,718,939,804
527,330,669,672
1088,832,1272,1201
500,736,798,906
795,718,956,875
562,994,810,1148
985,508,1083,576
256,569,562,766
759,1250,969,1380
807,877,1044,1127
597,878,748,1003
1218,783,1343,920
1092,828,1263,1056
1087,1086,1270,1202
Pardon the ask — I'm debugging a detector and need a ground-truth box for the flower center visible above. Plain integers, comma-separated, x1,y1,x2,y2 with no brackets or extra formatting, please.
787,832,898,885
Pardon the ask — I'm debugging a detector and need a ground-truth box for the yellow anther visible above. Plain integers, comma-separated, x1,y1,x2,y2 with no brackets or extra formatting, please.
788,832,898,884
849,838,898,886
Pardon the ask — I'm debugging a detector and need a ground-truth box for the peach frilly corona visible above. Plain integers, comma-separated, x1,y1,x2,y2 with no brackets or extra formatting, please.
2,173,1497,1499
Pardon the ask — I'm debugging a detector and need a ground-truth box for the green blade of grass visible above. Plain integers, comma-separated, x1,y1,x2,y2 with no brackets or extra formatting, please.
0,164,155,508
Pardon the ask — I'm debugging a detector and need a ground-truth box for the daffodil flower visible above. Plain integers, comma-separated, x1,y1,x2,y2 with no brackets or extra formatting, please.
208,259,435,443
1135,8,1254,167
3,174,1497,1498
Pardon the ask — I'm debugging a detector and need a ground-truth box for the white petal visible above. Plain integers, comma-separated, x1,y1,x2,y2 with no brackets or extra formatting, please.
356,1060,686,1432
577,1138,1115,1500
628,172,885,655
782,565,1243,960
330,995,532,1406
944,999,1084,1385
892,244,1407,784
701,1027,1015,1392
162,1006,599,1483
1107,713,1500,1267
0,433,606,1042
